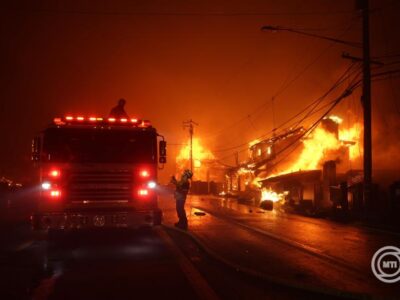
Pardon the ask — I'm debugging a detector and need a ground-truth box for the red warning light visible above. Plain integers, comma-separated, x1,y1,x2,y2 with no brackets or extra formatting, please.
139,170,150,178
58,115,150,127
49,169,61,178
53,117,63,124
137,189,149,196
139,120,151,127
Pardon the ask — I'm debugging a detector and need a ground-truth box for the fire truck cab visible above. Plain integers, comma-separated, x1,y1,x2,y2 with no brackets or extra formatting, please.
31,115,166,231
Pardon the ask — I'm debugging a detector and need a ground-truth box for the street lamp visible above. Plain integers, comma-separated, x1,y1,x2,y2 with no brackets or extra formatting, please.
261,0,372,209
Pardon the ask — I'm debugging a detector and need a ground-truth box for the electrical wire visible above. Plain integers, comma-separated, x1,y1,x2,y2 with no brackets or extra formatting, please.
212,62,361,154
202,18,359,142
3,8,358,16
248,86,357,171
215,76,360,166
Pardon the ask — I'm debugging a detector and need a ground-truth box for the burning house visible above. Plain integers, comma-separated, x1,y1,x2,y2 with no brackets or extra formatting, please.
176,138,226,194
225,116,364,213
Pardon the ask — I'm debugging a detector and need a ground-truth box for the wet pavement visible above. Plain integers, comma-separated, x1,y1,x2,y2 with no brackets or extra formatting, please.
186,196,400,272
0,227,199,299
0,193,399,299
159,194,400,298
0,216,322,299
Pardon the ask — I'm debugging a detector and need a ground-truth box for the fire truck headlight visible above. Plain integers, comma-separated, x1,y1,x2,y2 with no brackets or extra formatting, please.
50,190,61,198
42,182,51,190
147,181,157,189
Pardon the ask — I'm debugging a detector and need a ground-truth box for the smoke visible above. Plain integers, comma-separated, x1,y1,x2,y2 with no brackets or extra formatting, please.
373,113,400,170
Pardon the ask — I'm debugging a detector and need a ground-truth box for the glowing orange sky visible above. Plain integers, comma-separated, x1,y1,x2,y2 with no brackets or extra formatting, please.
0,0,399,182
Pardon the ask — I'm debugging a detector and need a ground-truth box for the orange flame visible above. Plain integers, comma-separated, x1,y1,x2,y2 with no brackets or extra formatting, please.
271,118,362,177
289,127,339,171
261,188,286,202
176,138,214,181
339,123,363,160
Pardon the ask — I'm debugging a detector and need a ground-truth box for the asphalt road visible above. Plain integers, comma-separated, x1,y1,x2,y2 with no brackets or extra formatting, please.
0,225,327,300
0,193,399,299
159,194,400,299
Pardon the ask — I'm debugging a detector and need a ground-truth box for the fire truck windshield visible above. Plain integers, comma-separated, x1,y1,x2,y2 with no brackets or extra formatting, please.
42,127,156,163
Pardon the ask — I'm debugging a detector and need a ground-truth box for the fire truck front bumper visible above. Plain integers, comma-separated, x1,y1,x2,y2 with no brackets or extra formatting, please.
31,210,162,230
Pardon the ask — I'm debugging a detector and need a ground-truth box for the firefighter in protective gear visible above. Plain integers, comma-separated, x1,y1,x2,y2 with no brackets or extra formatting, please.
170,169,193,229
109,98,129,119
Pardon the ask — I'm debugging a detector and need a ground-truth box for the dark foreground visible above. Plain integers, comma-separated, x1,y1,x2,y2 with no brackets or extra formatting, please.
0,224,331,300
0,194,400,299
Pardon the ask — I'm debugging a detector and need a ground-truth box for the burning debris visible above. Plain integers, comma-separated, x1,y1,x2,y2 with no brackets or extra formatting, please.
261,188,288,202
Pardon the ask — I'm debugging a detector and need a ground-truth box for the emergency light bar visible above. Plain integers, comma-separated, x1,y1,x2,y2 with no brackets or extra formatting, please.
53,116,151,127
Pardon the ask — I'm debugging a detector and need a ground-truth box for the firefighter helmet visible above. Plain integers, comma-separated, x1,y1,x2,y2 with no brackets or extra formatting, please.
183,169,193,178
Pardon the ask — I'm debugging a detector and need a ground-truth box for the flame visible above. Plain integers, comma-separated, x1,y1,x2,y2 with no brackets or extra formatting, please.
249,139,260,147
237,167,253,175
288,127,339,172
261,188,285,202
176,138,214,180
270,119,362,176
326,115,343,124
339,123,363,160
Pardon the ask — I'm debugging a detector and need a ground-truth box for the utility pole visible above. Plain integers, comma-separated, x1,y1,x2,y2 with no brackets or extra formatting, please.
271,96,277,138
359,0,372,209
234,151,239,166
183,119,198,172
262,1,373,208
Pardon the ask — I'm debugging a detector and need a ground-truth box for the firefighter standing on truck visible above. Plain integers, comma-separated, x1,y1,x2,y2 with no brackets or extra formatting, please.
109,98,129,119
170,169,193,230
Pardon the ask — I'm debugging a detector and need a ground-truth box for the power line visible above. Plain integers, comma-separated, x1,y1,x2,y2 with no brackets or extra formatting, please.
374,54,400,60
266,98,351,171
371,69,400,78
215,77,360,164
265,79,361,170
285,64,362,131
247,87,357,171
203,19,359,142
212,62,361,153
3,8,357,16
255,63,362,146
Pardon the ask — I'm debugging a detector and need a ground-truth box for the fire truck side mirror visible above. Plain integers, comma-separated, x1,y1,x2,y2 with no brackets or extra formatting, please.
31,136,41,161
159,140,167,163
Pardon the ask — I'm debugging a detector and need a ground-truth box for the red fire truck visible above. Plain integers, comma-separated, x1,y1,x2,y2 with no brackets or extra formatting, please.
31,115,166,232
